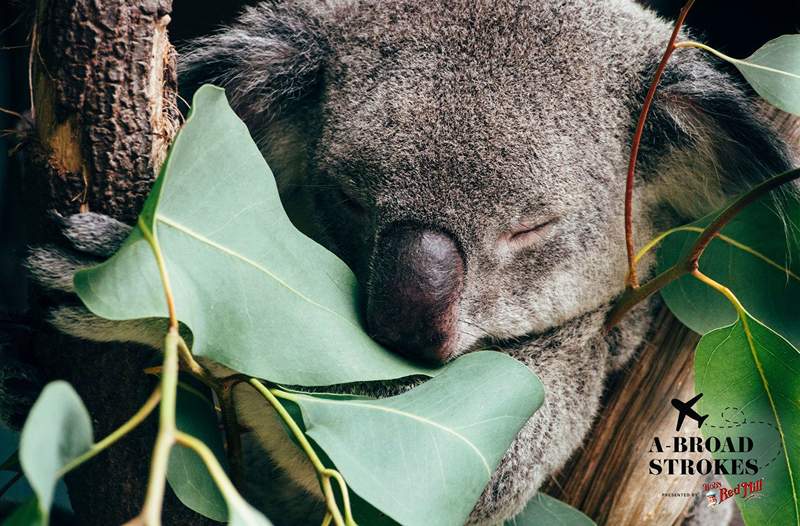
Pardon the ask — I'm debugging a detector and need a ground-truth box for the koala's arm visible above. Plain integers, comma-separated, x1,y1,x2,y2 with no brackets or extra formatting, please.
25,212,169,350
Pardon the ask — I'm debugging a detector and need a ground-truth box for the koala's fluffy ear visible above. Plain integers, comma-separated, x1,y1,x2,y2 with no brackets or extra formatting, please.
179,4,328,191
639,48,796,218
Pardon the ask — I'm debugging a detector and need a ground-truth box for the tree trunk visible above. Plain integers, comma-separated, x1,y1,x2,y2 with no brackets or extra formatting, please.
24,1,213,524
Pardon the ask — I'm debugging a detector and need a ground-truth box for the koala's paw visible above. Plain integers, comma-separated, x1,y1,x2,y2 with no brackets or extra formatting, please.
26,212,131,294
26,212,166,349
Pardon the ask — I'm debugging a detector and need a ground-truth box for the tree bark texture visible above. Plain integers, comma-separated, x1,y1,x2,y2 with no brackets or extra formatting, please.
24,1,213,524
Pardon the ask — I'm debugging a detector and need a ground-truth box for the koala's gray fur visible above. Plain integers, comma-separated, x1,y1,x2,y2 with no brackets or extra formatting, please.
11,0,796,524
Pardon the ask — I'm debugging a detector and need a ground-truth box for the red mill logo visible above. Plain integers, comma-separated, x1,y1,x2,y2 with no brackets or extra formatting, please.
704,479,764,507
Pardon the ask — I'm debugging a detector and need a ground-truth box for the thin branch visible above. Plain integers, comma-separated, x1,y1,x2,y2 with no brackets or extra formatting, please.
174,431,256,517
248,380,354,526
139,217,177,329
58,387,162,477
606,263,688,329
686,167,800,269
624,0,695,288
136,328,180,526
607,167,800,329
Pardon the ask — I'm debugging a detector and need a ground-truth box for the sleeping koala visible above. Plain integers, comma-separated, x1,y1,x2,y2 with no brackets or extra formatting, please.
19,0,795,524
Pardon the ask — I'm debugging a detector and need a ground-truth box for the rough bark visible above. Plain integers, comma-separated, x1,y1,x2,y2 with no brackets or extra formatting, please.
24,1,212,524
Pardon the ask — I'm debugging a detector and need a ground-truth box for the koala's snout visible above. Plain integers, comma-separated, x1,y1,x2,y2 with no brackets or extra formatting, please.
366,224,464,364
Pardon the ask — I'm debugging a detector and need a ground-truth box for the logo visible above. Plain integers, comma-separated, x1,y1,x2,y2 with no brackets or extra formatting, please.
648,394,779,506
671,393,708,432
704,479,764,508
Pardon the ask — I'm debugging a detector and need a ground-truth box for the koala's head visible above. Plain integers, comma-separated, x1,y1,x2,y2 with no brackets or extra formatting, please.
181,0,793,365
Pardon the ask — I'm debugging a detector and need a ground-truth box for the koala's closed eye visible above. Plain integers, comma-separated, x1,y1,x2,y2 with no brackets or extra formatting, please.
500,217,559,251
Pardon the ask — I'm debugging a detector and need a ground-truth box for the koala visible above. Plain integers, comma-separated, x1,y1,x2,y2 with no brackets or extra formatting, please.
12,0,796,524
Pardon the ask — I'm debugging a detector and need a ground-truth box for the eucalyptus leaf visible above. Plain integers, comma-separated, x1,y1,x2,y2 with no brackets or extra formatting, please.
19,382,93,521
730,35,800,116
73,85,437,386
695,311,800,525
505,493,595,525
168,381,228,522
658,198,800,344
225,497,273,526
285,351,544,526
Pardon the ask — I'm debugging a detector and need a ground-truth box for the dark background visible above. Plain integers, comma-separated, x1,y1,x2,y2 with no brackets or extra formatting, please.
0,0,798,520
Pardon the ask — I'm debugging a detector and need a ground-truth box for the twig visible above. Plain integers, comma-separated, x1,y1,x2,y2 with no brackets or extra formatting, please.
139,216,177,329
606,263,688,329
136,329,180,526
174,431,262,521
58,388,162,477
248,379,355,526
607,167,800,328
28,12,37,122
624,0,695,288
686,167,800,269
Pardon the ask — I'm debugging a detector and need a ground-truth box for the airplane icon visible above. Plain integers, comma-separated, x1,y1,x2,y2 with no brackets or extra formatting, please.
671,393,709,432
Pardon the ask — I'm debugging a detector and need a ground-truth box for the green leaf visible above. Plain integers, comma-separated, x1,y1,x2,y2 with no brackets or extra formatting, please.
19,382,93,521
658,198,800,345
225,497,273,526
2,499,44,526
505,493,595,525
168,380,228,522
731,35,800,116
695,311,800,525
285,351,544,526
73,84,437,386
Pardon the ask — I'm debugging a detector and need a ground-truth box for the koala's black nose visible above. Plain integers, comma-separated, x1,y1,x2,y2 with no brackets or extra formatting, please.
366,224,464,364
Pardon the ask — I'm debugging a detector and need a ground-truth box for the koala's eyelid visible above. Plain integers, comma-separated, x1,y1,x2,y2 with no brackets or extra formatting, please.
508,217,558,235
502,217,558,251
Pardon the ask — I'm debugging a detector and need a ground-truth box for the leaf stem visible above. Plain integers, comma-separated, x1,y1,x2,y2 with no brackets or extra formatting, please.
690,269,800,524
674,40,738,62
137,328,180,526
139,217,177,330
174,337,245,487
624,0,695,288
57,387,162,477
689,269,745,314
608,167,800,328
173,431,253,517
606,263,689,328
686,167,800,270
248,380,355,526
634,226,703,264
